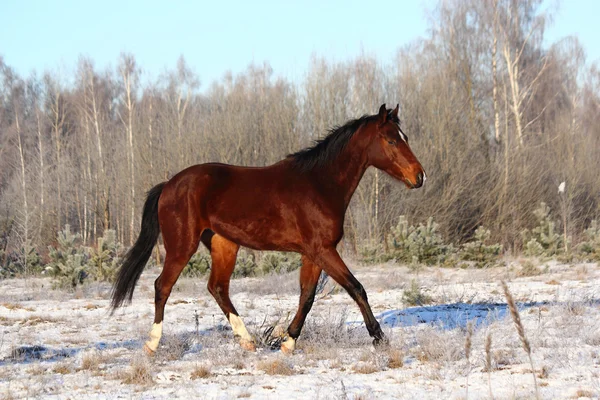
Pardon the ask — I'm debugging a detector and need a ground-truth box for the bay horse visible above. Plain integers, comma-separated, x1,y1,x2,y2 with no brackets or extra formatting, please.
111,104,425,354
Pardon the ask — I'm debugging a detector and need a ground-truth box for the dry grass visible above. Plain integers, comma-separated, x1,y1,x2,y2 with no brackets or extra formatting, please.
1,302,34,311
387,348,404,369
19,315,59,326
501,281,539,399
412,327,463,363
190,365,212,379
122,356,154,386
464,322,473,399
157,334,193,362
485,332,493,398
26,364,46,376
257,357,295,376
52,362,72,374
352,361,379,374
573,389,594,398
1,389,18,400
80,350,110,372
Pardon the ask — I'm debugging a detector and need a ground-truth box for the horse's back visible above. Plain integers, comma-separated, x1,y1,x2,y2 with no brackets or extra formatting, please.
159,161,310,251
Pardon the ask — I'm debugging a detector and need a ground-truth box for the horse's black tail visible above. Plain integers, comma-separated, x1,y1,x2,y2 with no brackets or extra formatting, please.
110,182,166,312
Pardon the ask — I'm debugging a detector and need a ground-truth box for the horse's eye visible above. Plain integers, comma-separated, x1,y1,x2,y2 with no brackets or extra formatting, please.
388,140,396,146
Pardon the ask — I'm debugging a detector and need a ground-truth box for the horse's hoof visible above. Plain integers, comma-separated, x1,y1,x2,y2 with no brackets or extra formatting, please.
143,343,156,356
280,337,295,354
239,338,256,352
373,336,390,349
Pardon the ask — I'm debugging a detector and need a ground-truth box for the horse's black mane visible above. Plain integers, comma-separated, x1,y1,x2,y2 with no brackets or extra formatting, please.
287,110,399,172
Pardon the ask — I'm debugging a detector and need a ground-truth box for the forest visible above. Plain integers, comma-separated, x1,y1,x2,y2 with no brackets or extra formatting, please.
1,0,599,275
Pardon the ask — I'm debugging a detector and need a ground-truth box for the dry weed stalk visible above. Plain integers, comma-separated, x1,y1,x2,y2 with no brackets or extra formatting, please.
501,281,539,399
485,332,493,399
465,322,473,399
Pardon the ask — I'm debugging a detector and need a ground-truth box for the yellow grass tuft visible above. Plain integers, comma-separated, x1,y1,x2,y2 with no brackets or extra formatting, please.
122,357,154,385
257,358,294,376
387,348,404,369
190,365,211,379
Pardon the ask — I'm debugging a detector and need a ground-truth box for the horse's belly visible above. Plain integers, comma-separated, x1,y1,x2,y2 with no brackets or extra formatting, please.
209,214,302,252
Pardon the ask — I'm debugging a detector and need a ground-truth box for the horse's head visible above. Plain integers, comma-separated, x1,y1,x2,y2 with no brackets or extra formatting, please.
366,104,426,189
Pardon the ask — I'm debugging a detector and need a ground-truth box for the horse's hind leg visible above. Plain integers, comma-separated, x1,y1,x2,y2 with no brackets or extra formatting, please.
281,256,322,353
207,234,255,351
144,214,201,354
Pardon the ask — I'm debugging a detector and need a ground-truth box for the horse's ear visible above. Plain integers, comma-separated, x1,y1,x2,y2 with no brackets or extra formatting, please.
378,104,387,123
391,104,399,119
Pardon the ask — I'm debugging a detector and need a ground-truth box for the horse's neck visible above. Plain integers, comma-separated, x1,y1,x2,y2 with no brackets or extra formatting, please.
322,136,370,209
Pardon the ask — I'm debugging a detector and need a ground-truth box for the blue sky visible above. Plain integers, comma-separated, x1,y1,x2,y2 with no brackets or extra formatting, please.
1,0,598,88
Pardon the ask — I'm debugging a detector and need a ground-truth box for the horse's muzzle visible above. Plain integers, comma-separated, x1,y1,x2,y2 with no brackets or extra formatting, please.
412,171,425,189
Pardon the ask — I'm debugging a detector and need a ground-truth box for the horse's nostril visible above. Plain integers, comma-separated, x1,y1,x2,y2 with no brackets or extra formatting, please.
415,172,424,187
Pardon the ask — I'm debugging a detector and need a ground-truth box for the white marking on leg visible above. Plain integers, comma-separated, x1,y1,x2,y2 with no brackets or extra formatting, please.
281,336,296,354
228,314,256,351
144,322,163,353
228,314,254,342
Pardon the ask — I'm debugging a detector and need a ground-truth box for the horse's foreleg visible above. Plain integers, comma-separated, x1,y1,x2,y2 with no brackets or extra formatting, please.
207,235,255,351
281,256,322,353
313,247,387,347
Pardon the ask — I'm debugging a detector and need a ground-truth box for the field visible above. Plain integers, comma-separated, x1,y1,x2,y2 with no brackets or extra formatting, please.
1,259,599,399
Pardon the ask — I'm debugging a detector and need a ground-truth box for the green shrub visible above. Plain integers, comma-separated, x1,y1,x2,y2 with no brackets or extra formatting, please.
45,225,89,289
0,242,42,278
577,220,600,261
259,252,302,275
88,230,122,282
182,249,301,278
521,202,564,257
182,251,211,277
459,226,502,268
402,280,433,306
359,242,392,265
518,260,546,277
45,225,125,289
387,216,452,266
232,250,259,278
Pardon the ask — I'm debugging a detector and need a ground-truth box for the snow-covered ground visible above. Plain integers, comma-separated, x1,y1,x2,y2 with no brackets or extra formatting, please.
1,259,599,399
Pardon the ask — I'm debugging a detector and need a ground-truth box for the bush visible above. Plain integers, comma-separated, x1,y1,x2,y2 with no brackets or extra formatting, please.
183,249,301,278
232,249,259,278
387,216,453,266
259,252,301,275
88,230,123,282
45,225,89,289
402,279,433,306
459,226,502,268
577,220,600,261
182,251,211,277
521,202,564,257
45,226,125,289
359,242,392,265
0,243,42,278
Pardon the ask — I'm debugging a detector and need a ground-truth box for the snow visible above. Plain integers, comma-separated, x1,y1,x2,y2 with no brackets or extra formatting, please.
1,260,599,399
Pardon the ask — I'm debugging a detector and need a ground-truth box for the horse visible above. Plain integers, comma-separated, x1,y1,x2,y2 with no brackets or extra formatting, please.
110,104,426,355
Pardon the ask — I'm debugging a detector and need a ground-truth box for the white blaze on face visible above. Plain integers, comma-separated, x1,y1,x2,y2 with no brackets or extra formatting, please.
145,322,163,353
396,124,408,143
228,313,254,342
